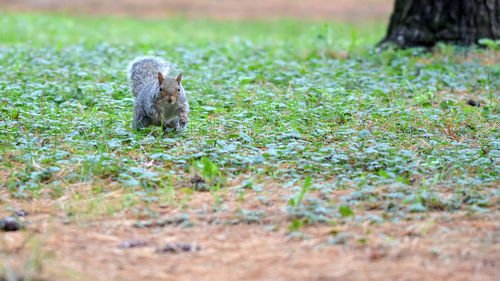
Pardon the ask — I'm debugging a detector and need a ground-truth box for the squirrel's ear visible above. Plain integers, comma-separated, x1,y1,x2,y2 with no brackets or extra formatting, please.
158,72,163,85
176,73,182,85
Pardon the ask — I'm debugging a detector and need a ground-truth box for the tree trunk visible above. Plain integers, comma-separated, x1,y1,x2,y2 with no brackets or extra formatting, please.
379,0,500,48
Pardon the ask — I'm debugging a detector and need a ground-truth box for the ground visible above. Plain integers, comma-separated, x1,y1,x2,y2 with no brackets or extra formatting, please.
2,187,499,281
0,2,499,281
0,0,393,20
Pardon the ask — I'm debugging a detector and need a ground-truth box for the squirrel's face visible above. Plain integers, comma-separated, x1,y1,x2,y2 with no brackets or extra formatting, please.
158,72,182,105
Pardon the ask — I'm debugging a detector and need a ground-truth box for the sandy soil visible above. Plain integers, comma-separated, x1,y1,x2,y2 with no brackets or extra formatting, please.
1,185,499,281
0,0,393,21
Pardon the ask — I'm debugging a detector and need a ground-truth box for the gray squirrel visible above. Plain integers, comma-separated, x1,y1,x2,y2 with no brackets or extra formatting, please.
127,56,189,132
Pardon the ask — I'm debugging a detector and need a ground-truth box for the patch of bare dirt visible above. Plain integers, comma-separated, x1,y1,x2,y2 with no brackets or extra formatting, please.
0,0,393,21
1,186,499,281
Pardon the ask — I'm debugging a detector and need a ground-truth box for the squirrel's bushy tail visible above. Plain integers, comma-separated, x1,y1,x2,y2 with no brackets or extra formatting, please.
127,56,170,97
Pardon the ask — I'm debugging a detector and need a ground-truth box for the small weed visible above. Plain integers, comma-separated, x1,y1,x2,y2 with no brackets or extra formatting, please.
190,157,224,191
289,177,312,207
339,205,354,217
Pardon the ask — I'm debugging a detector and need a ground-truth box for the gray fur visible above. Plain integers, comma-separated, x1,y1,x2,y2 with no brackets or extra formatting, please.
128,56,189,132
128,56,170,97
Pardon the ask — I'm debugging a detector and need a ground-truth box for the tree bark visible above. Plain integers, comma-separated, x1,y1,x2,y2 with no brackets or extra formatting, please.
379,0,500,48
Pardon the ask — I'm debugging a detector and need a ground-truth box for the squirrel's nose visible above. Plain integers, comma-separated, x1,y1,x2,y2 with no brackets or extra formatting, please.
167,98,173,103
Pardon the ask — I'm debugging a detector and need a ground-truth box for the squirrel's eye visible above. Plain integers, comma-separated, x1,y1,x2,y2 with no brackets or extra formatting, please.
177,88,180,92
159,87,163,91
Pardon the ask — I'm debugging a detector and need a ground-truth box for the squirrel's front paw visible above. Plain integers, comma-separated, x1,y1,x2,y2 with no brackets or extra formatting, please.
179,113,189,128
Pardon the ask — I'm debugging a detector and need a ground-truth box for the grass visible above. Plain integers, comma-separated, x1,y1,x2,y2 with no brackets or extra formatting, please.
0,12,383,48
0,10,499,279
1,10,499,216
